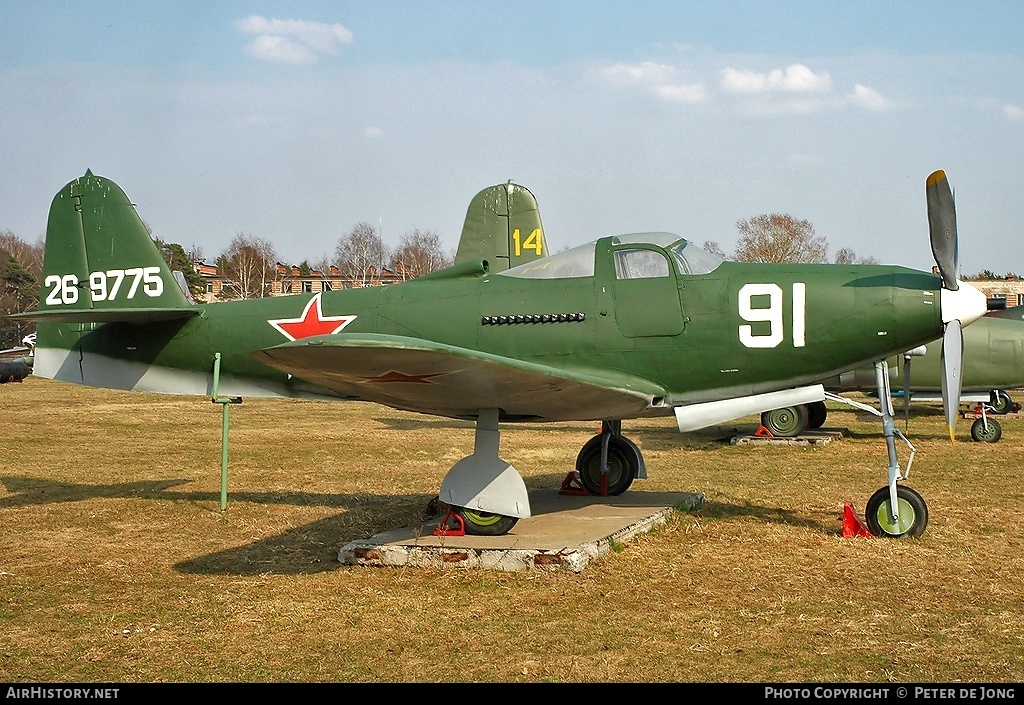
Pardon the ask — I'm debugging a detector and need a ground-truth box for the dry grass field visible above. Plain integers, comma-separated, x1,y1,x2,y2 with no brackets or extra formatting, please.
1,376,1023,683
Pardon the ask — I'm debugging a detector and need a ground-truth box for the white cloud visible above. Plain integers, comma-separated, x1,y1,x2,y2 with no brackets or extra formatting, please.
1003,104,1024,122
236,16,353,64
599,62,706,104
364,126,383,138
847,84,889,111
721,63,831,94
243,35,317,64
654,82,707,104
600,61,676,87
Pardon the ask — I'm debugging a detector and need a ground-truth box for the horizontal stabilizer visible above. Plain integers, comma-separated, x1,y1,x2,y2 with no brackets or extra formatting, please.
9,307,200,324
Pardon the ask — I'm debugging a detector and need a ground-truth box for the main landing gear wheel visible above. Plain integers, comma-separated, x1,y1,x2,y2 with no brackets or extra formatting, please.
806,401,828,430
864,485,929,538
576,433,639,496
453,507,519,536
971,417,1002,443
760,405,809,438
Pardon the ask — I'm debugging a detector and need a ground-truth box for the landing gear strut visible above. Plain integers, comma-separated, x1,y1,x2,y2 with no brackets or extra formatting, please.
867,360,927,538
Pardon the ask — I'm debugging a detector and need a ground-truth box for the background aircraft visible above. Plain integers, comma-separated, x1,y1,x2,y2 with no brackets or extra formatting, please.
10,170,987,539
0,333,33,383
759,307,1023,443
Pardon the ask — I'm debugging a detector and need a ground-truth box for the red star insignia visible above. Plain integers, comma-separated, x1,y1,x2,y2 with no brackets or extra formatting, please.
268,293,356,341
360,370,450,384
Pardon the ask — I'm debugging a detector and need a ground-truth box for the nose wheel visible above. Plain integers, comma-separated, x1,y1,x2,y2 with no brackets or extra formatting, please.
864,485,929,538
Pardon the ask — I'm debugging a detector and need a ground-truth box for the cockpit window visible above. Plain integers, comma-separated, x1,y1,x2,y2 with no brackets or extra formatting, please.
496,231,723,280
669,239,724,275
614,249,670,279
497,241,596,279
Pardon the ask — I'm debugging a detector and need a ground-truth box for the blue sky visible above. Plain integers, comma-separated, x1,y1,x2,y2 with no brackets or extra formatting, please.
2,1,1023,275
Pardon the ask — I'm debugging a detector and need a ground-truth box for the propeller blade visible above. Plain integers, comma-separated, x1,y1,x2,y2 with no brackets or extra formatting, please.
939,319,965,442
926,170,959,291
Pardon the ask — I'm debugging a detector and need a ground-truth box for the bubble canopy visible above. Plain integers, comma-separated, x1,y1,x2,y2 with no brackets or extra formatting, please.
496,232,723,280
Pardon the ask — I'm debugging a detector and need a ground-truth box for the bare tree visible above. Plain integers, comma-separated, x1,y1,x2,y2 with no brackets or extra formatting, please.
734,214,828,264
218,233,277,299
702,240,728,259
834,247,879,265
389,229,453,280
335,222,388,287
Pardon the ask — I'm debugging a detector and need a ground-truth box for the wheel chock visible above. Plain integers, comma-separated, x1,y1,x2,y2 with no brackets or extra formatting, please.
433,509,466,536
559,471,589,496
754,426,774,437
842,502,873,538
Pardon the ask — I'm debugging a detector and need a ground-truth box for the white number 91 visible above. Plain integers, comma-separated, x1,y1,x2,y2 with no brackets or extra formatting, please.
738,282,806,348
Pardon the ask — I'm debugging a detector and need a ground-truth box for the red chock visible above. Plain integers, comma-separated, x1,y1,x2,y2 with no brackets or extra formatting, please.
433,509,466,536
842,502,873,538
559,471,589,496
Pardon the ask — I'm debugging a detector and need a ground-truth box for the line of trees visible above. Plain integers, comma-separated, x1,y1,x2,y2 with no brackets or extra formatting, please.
214,224,455,299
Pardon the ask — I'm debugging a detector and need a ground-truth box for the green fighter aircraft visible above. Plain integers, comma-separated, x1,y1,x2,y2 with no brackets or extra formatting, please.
13,170,988,539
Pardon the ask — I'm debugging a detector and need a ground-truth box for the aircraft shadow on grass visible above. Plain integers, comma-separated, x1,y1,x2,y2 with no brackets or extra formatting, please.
0,473,832,575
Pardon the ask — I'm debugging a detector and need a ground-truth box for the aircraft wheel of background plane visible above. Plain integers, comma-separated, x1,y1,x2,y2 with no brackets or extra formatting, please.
971,417,1002,443
989,389,1017,415
575,432,640,496
865,485,929,538
759,405,810,438
806,401,827,430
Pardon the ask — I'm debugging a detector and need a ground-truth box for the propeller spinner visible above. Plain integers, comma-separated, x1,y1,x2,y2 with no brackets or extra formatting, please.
926,170,988,441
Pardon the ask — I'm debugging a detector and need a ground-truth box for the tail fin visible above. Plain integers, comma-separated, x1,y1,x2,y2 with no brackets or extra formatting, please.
454,181,549,272
29,170,195,323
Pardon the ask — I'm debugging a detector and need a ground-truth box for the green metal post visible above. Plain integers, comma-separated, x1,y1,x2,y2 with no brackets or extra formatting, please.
220,400,230,512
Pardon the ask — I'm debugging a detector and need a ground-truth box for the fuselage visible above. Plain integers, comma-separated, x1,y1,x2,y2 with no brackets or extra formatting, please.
35,233,955,420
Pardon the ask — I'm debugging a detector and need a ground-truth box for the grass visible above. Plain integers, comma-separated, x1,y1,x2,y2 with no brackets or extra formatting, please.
1,377,1023,683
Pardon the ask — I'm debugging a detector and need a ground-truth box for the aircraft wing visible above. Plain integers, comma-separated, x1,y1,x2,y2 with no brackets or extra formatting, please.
252,333,665,421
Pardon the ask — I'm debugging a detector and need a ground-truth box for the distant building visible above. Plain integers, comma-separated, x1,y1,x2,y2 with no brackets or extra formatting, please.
191,260,415,302
940,267,1024,310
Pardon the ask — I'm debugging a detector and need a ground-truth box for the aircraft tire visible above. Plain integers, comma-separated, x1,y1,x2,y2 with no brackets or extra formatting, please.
576,434,637,496
760,405,809,438
970,417,1002,443
864,485,929,538
454,507,519,536
806,401,827,429
990,390,1013,415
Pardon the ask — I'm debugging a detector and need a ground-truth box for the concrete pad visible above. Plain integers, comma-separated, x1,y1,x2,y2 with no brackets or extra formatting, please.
731,427,847,446
338,489,705,573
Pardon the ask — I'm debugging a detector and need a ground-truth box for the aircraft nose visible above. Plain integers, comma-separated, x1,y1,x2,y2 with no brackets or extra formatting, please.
940,281,988,327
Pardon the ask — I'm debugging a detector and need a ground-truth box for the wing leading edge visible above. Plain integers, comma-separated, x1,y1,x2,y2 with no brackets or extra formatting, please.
252,333,666,421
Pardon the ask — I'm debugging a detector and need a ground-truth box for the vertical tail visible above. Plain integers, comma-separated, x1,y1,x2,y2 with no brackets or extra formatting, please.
454,181,549,272
37,170,193,318
21,171,199,384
